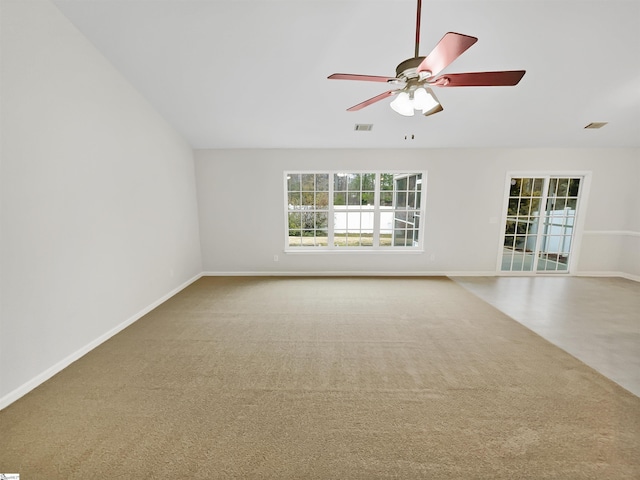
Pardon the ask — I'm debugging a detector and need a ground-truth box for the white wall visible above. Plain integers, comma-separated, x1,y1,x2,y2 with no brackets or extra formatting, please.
0,0,202,406
195,148,639,278
578,150,640,278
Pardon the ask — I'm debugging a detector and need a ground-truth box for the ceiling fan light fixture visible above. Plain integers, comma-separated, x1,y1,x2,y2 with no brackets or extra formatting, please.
390,91,415,116
413,87,440,114
390,87,440,117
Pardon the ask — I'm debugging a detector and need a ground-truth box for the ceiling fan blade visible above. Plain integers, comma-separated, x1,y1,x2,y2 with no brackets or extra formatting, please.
328,73,398,83
430,70,526,87
346,91,396,111
417,32,478,77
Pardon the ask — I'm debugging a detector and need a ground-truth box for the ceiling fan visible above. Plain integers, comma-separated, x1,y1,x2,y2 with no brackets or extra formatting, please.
328,0,526,117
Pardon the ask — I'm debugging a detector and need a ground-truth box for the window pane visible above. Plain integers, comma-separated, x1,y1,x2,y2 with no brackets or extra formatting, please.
554,198,567,211
334,192,346,205
316,192,328,208
316,174,329,191
348,192,361,205
516,221,528,234
504,235,515,248
287,173,301,191
568,178,580,197
508,198,519,215
288,192,300,207
380,192,393,206
334,211,346,232
360,234,374,247
505,219,516,235
396,177,407,190
316,230,328,246
288,235,302,247
344,233,360,247
530,198,541,214
394,230,408,246
380,174,394,191
315,212,328,229
301,174,315,191
362,191,374,206
301,192,314,206
396,192,407,208
557,178,569,197
288,212,301,229
334,173,348,191
533,179,544,196
379,232,392,246
348,173,361,191
510,178,522,196
303,211,315,230
362,173,376,191
409,228,419,245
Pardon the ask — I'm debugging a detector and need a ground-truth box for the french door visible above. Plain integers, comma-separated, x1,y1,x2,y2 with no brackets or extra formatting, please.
500,175,583,273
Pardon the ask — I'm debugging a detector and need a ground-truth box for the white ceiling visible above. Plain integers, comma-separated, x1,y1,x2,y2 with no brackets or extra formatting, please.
52,0,640,149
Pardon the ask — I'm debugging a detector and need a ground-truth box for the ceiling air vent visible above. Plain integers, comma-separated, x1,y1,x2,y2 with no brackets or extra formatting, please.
354,124,373,131
584,122,608,129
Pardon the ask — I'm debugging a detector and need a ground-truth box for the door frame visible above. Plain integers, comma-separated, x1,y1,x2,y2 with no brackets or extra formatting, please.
496,171,592,275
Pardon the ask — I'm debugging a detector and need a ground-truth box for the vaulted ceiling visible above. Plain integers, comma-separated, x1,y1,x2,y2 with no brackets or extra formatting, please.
52,0,640,149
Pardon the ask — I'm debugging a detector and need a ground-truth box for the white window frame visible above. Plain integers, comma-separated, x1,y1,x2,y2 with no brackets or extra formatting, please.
284,171,427,253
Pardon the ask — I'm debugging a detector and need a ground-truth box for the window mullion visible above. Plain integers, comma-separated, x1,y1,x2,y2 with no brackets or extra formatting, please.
328,172,335,249
373,173,381,248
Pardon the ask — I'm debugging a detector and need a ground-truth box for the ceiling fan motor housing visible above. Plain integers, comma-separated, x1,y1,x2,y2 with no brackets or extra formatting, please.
395,57,428,80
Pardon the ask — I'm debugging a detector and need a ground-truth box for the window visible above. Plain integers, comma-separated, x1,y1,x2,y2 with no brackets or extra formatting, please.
285,172,425,250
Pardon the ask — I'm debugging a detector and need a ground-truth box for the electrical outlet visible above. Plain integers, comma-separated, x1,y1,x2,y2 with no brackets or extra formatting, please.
273,255,279,262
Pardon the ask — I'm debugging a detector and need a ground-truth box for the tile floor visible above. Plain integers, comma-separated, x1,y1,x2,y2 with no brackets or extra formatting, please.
452,276,640,397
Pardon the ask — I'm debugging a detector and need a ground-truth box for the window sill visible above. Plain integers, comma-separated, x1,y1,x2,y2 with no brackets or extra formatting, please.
284,248,425,255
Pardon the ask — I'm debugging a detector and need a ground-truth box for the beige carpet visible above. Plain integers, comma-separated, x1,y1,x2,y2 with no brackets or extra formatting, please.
1,276,639,479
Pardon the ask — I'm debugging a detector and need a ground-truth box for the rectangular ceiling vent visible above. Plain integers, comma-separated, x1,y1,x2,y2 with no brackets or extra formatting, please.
354,124,373,131
584,122,608,129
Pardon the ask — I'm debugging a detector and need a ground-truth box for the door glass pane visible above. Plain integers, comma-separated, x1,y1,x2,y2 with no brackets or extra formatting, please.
536,177,580,272
501,177,544,272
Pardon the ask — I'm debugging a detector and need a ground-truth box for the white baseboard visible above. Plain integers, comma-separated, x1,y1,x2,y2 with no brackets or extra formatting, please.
0,273,203,411
582,230,640,237
576,271,640,283
204,270,640,282
202,271,497,277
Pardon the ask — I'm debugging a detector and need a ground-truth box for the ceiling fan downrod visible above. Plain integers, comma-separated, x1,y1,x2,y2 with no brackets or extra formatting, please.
415,0,422,58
